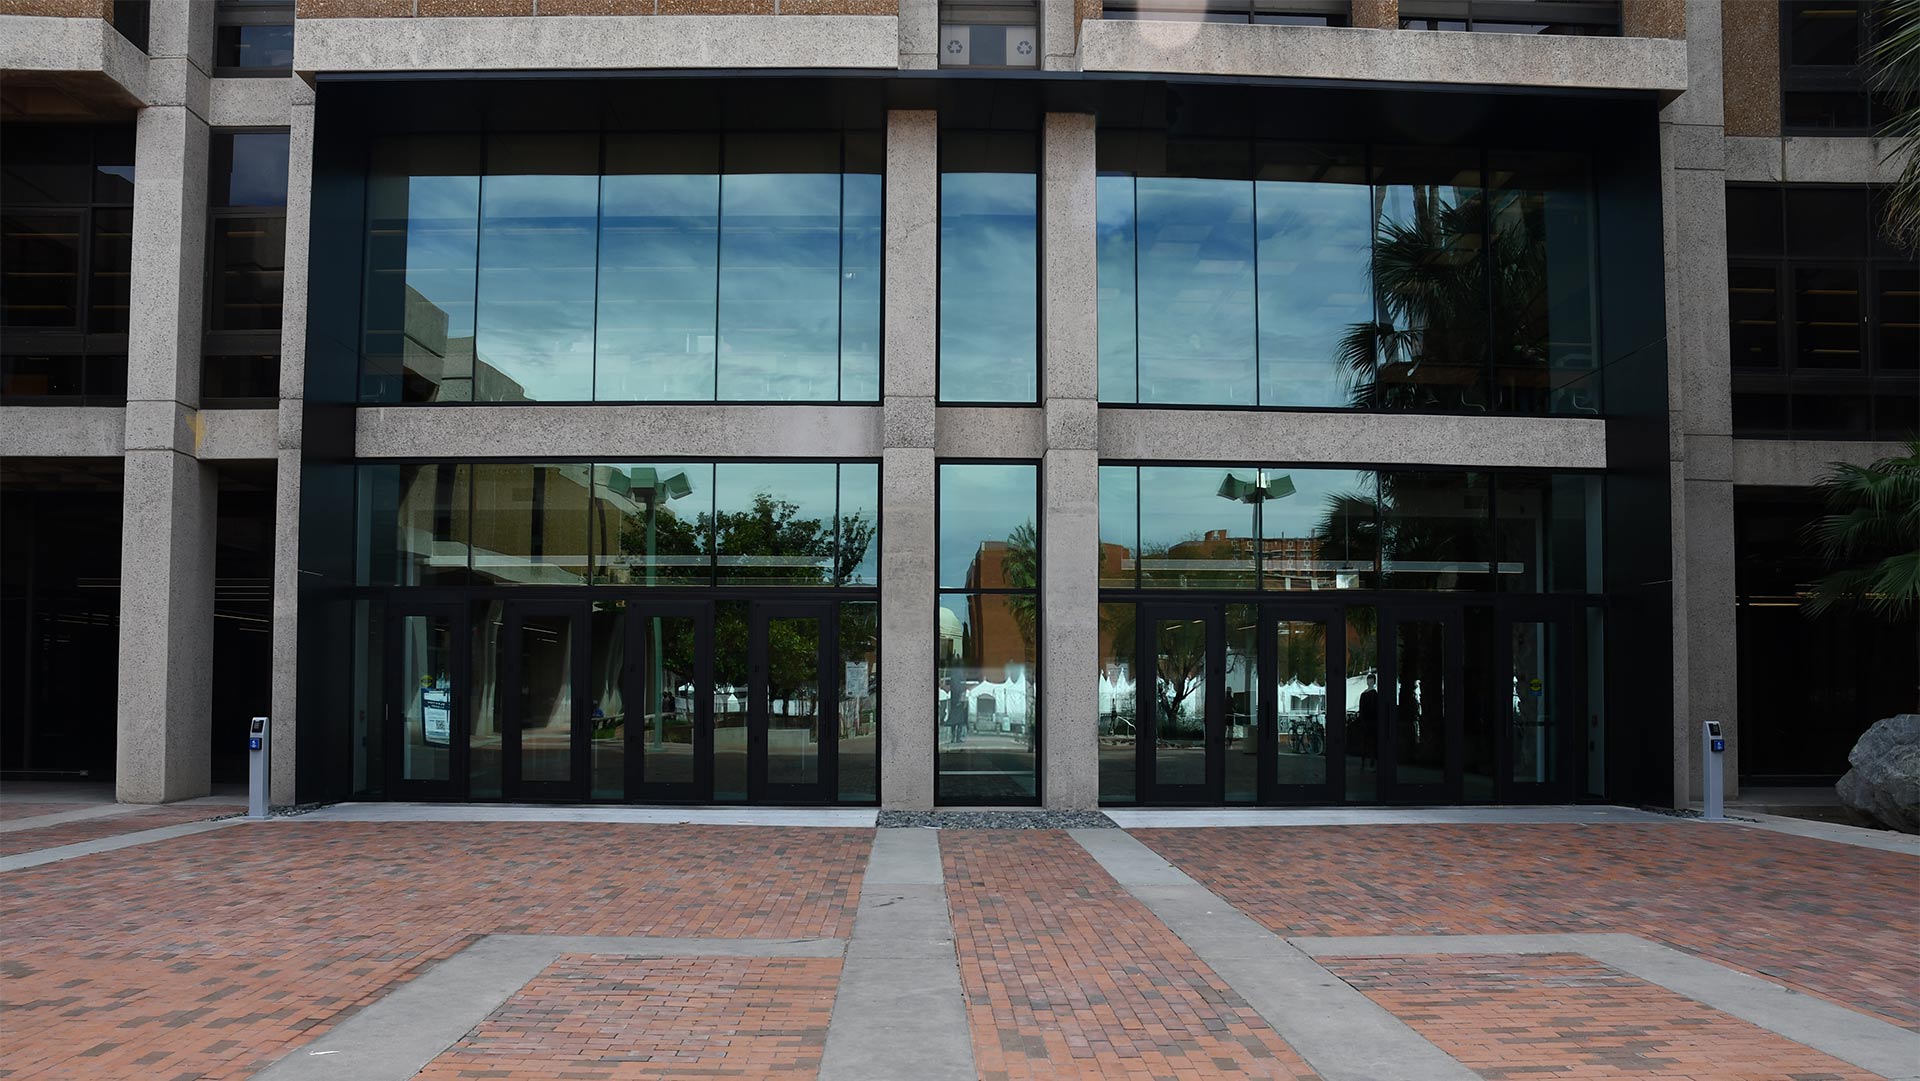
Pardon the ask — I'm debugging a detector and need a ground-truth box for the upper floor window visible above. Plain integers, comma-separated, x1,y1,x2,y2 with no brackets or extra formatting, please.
1101,0,1349,24
1779,1,1893,133
939,0,1039,68
215,0,294,76
359,129,883,405
204,130,291,406
0,124,134,405
939,129,1039,403
1726,184,1916,440
1400,0,1621,35
1097,135,1600,416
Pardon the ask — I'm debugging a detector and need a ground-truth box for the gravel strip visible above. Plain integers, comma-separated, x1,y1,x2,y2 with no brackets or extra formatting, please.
878,809,1117,830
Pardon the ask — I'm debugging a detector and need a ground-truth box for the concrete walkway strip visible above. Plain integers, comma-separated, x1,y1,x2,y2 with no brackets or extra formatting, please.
820,829,976,1081
1068,829,1481,1081
1721,812,1920,855
252,934,848,1081
295,802,879,827
1292,932,1920,1081
0,817,242,873
1103,805,1676,828
0,802,140,833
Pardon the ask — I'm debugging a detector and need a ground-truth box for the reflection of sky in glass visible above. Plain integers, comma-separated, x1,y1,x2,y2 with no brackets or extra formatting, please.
713,462,838,581
593,463,713,584
1138,466,1257,552
938,463,1037,587
222,132,289,207
1257,180,1372,407
1136,177,1256,406
839,462,880,585
718,174,840,400
939,173,1037,402
596,173,719,400
1260,468,1376,542
403,175,479,342
1096,175,1137,403
841,174,883,401
476,174,598,401
1098,465,1139,585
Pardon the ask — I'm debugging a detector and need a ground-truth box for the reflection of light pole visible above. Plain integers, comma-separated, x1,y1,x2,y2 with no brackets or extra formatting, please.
633,468,692,749
1217,469,1295,583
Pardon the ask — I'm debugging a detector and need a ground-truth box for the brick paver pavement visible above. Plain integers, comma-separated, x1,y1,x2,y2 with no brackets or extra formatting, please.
943,829,1323,1081
415,954,840,1080
1320,952,1878,1080
1137,824,1920,1031
0,802,91,822
0,823,868,1080
0,805,234,856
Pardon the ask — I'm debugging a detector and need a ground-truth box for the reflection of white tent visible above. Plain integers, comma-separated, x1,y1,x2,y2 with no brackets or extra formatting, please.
1277,678,1326,715
960,670,1034,731
1098,672,1135,715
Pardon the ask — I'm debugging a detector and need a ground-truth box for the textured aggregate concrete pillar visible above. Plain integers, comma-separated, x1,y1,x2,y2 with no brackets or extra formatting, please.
880,110,938,809
268,83,316,805
898,0,937,69
1040,113,1100,809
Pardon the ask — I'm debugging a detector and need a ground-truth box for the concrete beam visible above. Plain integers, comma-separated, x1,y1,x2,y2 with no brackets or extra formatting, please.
208,75,295,127
293,15,899,75
0,407,126,457
0,14,148,107
1098,410,1608,470
934,407,1045,459
1732,439,1911,489
197,409,279,460
1078,20,1688,93
353,404,884,460
897,0,936,69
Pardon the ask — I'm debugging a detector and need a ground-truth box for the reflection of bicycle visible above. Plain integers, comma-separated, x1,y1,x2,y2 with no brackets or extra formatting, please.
1287,715,1325,756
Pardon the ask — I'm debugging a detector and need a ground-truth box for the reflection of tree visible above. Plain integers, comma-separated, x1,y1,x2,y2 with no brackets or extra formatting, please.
1155,619,1207,740
1001,521,1038,658
618,491,875,587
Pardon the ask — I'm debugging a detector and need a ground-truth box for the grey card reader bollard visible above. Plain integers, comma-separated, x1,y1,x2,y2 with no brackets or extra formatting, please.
248,716,270,819
1701,719,1725,821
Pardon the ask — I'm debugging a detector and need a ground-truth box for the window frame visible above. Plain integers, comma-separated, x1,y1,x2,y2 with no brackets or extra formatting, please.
213,0,295,79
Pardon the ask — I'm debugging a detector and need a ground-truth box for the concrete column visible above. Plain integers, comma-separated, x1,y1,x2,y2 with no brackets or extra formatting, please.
898,0,936,69
116,0,217,804
268,81,316,805
880,110,938,809
1040,113,1100,809
1662,0,1737,804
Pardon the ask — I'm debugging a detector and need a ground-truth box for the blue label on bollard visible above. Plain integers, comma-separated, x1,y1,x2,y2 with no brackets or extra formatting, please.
249,737,262,751
1710,738,1724,753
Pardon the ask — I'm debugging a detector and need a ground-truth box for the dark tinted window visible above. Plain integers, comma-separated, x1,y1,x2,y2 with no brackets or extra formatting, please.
1724,185,1782,258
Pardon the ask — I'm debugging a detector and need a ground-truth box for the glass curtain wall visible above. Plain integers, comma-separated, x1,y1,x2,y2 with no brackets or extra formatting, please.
361,130,883,404
1098,137,1598,415
939,131,1039,403
936,463,1041,802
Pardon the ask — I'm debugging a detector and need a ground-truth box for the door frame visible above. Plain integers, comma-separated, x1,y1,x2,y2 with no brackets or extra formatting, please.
500,598,592,803
1260,602,1344,804
384,600,467,803
1495,598,1579,804
1377,604,1465,803
749,599,838,804
622,598,713,804
1138,602,1223,805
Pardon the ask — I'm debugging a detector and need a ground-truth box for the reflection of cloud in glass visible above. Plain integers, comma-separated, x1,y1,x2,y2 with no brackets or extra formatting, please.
1096,175,1138,403
1257,181,1372,408
940,173,1037,402
597,173,720,401
1136,178,1256,406
476,174,599,401
938,463,1036,587
1138,466,1256,551
719,174,839,401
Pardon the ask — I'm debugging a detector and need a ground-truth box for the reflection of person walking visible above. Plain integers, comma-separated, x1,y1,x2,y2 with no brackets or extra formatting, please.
1356,673,1379,770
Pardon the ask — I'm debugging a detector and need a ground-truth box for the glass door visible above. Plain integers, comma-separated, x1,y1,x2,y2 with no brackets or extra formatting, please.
1142,604,1220,804
623,601,710,803
501,601,589,802
750,601,836,803
387,603,464,801
1379,607,1464,803
1262,606,1339,803
1497,604,1576,803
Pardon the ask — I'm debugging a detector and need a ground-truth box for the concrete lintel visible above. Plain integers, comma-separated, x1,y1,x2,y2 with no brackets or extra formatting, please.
1722,135,1784,182
1782,135,1912,185
1097,410,1608,469
1078,20,1687,93
293,15,899,75
122,398,195,453
0,14,148,107
0,406,125,457
897,0,937,68
197,408,279,460
1731,438,1910,488
933,406,1044,458
208,75,295,128
353,404,883,460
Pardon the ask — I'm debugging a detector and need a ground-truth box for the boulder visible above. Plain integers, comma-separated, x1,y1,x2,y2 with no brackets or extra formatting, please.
1836,714,1920,834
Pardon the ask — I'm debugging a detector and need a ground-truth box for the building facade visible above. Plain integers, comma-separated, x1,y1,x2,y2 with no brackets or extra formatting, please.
0,0,1910,809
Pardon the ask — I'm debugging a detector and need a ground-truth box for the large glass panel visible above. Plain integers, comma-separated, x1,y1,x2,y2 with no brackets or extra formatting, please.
1584,607,1605,798
938,463,1039,590
475,134,598,402
1876,266,1917,370
1489,153,1596,415
1495,473,1602,593
1153,614,1208,787
1462,607,1496,800
1,212,80,327
1369,150,1486,411
1098,465,1139,588
718,134,842,400
1378,470,1491,590
591,463,713,586
1259,468,1378,591
1273,616,1329,786
640,611,700,789
363,136,480,403
939,133,1038,402
837,463,880,587
212,131,290,208
1510,620,1557,785
1393,620,1447,787
359,464,469,588
1794,266,1862,369
470,599,505,798
1728,265,1781,369
216,22,294,70
765,614,823,786
1255,144,1372,408
519,612,577,784
1098,602,1138,804
840,133,884,401
206,215,286,332
1724,186,1783,258
713,600,750,801
1785,187,1870,259
1224,603,1258,802
352,598,385,797
713,462,837,587
596,135,720,401
398,613,454,783
1345,607,1379,801
1096,174,1139,403
89,207,132,334
589,600,627,799
1136,175,1256,405
471,464,591,586
937,593,1039,802
839,602,879,801
1138,466,1258,590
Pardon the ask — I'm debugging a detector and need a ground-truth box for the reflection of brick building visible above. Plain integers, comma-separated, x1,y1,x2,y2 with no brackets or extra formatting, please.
962,541,1031,676
1154,530,1346,590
